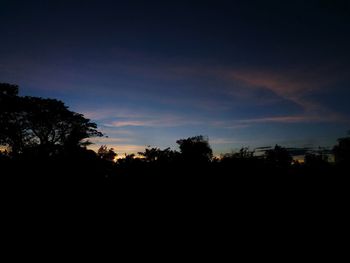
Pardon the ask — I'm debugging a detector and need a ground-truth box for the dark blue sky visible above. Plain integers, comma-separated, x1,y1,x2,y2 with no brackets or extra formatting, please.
1,0,349,155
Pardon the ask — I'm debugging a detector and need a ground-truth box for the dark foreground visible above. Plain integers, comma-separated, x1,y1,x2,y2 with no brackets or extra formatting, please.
2,156,348,250
2,156,348,200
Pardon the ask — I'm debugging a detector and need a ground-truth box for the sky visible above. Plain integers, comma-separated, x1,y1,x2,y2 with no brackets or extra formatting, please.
1,0,350,155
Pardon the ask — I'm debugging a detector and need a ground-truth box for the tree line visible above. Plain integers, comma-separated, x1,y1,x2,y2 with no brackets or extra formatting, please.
1,83,349,183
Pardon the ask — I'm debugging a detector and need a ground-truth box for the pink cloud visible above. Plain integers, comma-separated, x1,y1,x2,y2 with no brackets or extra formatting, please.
212,65,348,123
81,108,143,121
90,137,131,144
239,115,331,124
106,116,202,128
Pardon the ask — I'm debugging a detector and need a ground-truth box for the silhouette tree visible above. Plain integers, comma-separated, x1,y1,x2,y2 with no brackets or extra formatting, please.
304,152,329,167
333,132,350,165
0,83,27,155
0,83,102,156
138,147,179,163
264,145,293,168
222,147,255,160
176,135,213,163
98,145,117,161
0,83,18,97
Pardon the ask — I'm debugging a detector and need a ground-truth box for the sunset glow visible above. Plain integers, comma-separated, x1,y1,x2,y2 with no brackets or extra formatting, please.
1,1,349,155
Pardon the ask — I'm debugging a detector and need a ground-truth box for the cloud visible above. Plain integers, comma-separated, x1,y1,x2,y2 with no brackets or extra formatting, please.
210,138,237,145
106,120,154,127
95,57,348,125
105,119,191,128
102,111,204,128
121,59,347,124
6,46,346,128
81,109,143,121
221,68,318,106
209,121,251,129
97,128,135,136
213,65,349,123
238,115,330,124
91,137,131,144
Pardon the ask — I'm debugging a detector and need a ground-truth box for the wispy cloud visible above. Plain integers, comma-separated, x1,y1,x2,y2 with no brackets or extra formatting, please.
106,120,154,127
5,48,347,129
238,115,340,124
84,107,205,128
212,65,349,123
91,137,131,144
210,138,238,145
106,116,202,128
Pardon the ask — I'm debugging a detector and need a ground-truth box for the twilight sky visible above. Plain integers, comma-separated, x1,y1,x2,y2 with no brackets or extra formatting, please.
1,0,350,155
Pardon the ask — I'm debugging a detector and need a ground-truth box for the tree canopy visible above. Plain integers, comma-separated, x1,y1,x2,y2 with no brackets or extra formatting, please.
264,145,293,168
0,83,102,156
98,145,117,161
176,135,213,163
333,132,350,165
